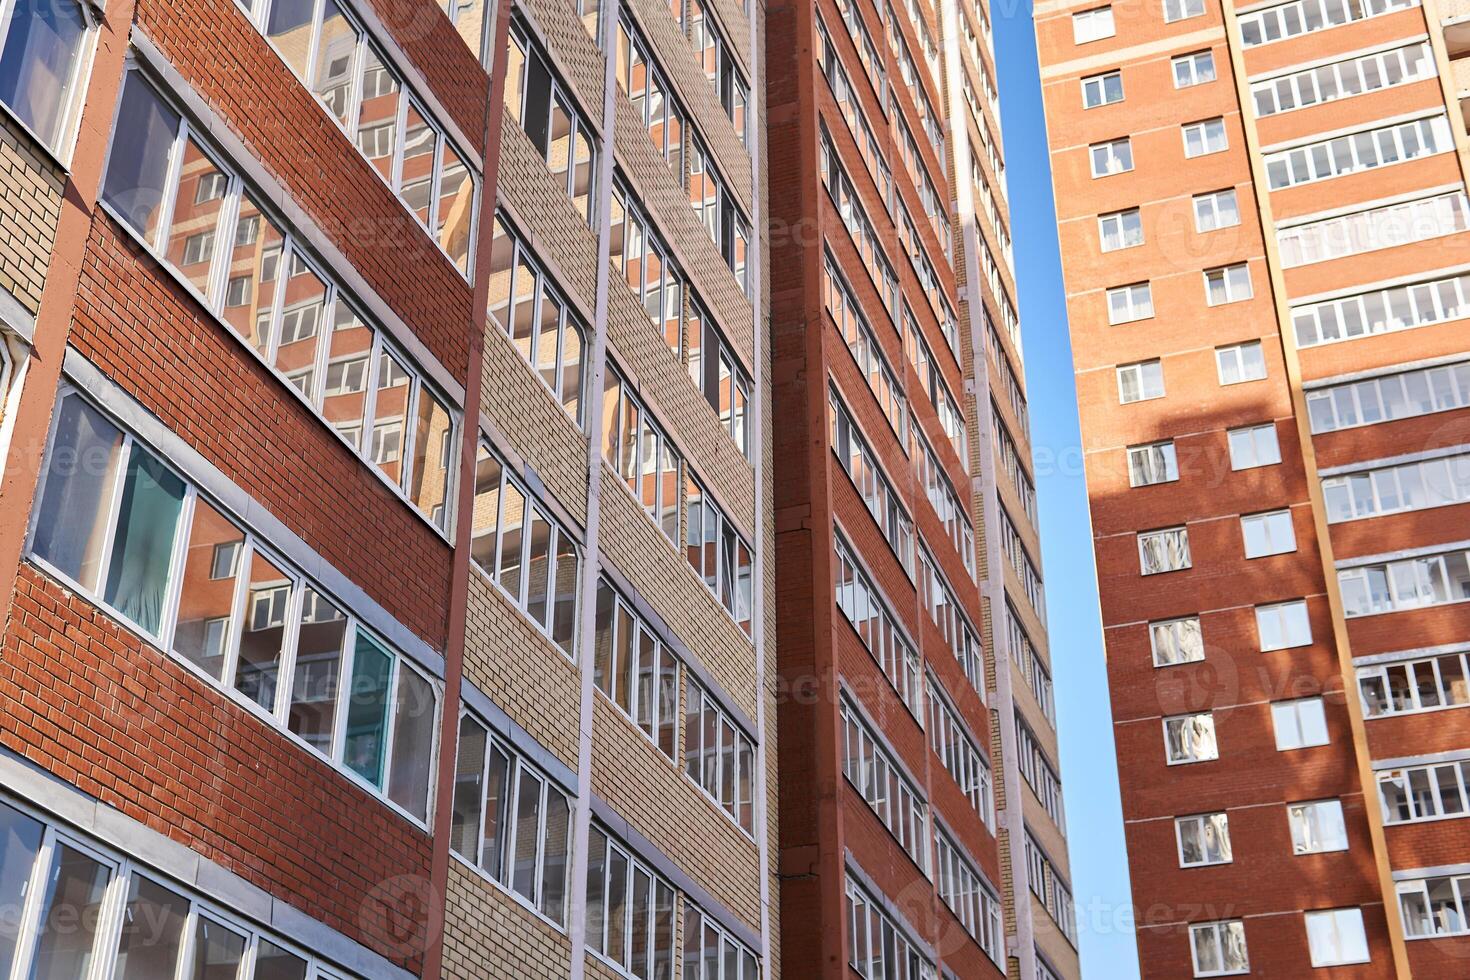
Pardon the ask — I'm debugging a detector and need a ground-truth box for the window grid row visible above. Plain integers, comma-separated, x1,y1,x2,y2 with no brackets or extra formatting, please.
1278,190,1470,269
926,673,994,828
1265,115,1452,192
916,545,985,695
840,697,930,872
835,534,924,719
829,385,917,575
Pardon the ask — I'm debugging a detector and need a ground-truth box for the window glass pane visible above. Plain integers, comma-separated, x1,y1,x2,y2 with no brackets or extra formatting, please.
253,941,308,980
370,348,411,487
220,192,285,356
320,302,373,448
552,533,578,655
387,664,436,820
101,446,185,635
265,0,314,77
469,447,502,571
400,104,435,225
436,142,473,273
233,549,292,712
356,48,400,181
344,632,393,787
275,255,327,398
113,875,189,979
103,73,180,241
29,844,111,980
34,394,125,594
450,715,486,860
511,769,543,900
188,917,246,980
497,480,526,600
482,745,510,879
540,787,570,923
312,0,357,125
0,802,43,978
173,499,242,680
409,386,453,529
0,0,88,150
288,587,346,755
162,138,227,297
607,846,629,965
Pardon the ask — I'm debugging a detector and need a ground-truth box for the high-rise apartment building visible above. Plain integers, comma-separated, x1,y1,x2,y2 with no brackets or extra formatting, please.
1038,0,1470,972
0,0,774,975
768,0,1078,974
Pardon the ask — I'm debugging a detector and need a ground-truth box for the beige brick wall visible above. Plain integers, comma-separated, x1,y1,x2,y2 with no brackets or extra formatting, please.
591,695,762,929
463,573,582,770
0,116,64,317
443,860,573,980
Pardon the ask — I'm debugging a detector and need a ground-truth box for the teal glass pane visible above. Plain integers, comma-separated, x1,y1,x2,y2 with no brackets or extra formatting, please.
343,632,392,787
103,446,185,635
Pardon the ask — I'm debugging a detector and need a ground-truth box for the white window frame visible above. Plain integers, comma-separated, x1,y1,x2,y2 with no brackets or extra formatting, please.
1173,50,1216,87
1227,423,1280,470
1090,137,1133,177
1256,599,1311,650
0,0,98,162
1241,509,1295,558
1272,697,1329,750
1164,0,1206,22
1215,341,1265,384
1139,527,1191,575
1204,263,1252,306
1176,812,1233,867
1183,118,1228,158
1127,440,1178,487
1072,6,1116,42
1099,208,1144,252
1194,189,1239,231
1151,615,1204,666
1189,920,1249,977
1082,70,1124,108
1288,799,1348,854
1108,283,1154,324
1164,712,1218,764
1304,908,1370,967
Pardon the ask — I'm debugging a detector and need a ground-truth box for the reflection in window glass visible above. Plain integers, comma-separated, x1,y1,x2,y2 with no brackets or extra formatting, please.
233,549,293,712
163,138,227,298
189,918,246,980
0,0,91,152
32,394,124,593
113,876,189,980
221,192,285,356
344,632,392,786
102,447,186,635
289,588,346,755
254,940,310,980
0,802,43,977
319,302,373,449
30,844,111,980
274,254,327,399
387,664,435,820
410,387,453,530
102,72,180,240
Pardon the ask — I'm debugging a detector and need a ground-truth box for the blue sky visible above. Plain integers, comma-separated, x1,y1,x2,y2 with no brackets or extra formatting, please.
991,7,1144,978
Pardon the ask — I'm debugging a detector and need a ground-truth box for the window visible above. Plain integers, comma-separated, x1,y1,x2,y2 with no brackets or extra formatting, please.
1183,118,1227,157
1379,760,1470,823
1323,449,1470,523
1152,616,1204,666
1266,115,1452,191
1016,719,1067,833
1257,600,1310,650
1252,42,1432,117
468,441,581,655
1241,509,1295,558
1173,51,1215,87
685,473,754,633
999,509,1046,618
592,580,681,760
820,129,901,316
917,545,987,690
1090,137,1133,176
1073,5,1114,41
1227,423,1279,470
1204,263,1252,305
1128,441,1178,487
1139,527,1191,575
683,902,759,980
585,827,676,974
601,364,684,543
817,18,896,231
1288,799,1347,853
1082,70,1123,108
934,829,1005,965
1008,605,1055,722
685,301,754,458
903,308,969,469
506,18,597,225
1399,874,1470,938
684,673,756,833
237,0,475,273
1308,359,1470,433
1304,908,1369,967
1340,549,1470,617
918,421,979,571
840,698,929,870
1108,283,1153,324
1099,209,1143,252
990,409,1036,530
835,535,922,717
0,0,94,156
1177,813,1232,867
450,712,572,923
1361,652,1470,719
1190,921,1248,977
1024,833,1078,942
1165,713,1218,763
846,876,938,980
1164,0,1205,20
487,215,588,427
30,390,440,822
0,797,363,980
686,0,749,139
101,70,458,531
1194,189,1239,231
927,675,995,827
687,137,752,293
616,15,686,179
825,254,907,441
1240,0,1418,46
1279,191,1469,268
829,388,915,573
1273,697,1328,750
1215,341,1265,384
